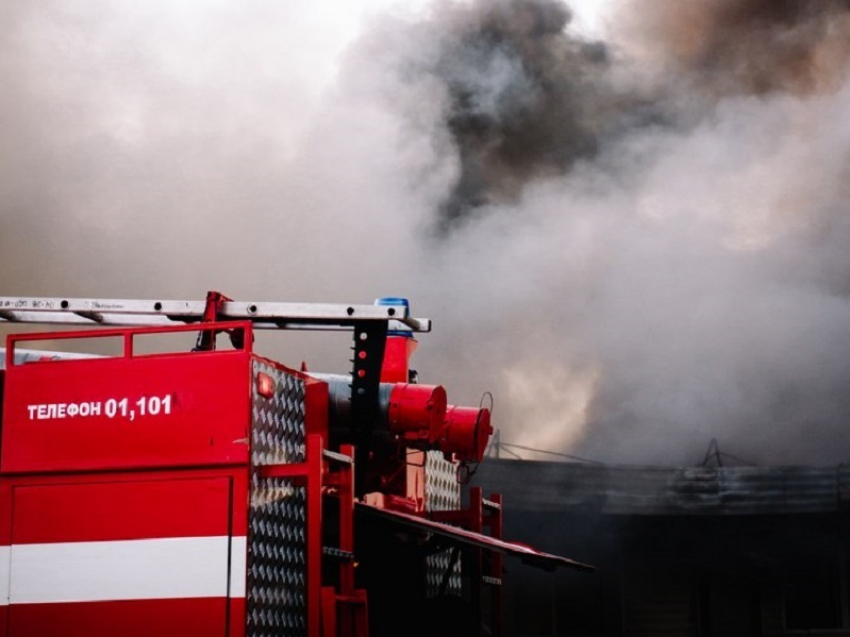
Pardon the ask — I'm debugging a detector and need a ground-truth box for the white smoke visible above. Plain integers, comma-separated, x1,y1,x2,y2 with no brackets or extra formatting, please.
2,0,850,465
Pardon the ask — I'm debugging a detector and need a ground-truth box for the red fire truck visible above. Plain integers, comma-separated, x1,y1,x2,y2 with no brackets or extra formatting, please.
0,291,591,636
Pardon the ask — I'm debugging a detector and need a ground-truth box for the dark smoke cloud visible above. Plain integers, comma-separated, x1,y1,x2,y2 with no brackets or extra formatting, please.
401,0,850,232
625,0,850,96
431,1,604,230
402,0,665,232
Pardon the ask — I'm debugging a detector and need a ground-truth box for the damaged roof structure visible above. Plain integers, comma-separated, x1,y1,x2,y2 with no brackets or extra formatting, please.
476,460,850,516
474,458,850,637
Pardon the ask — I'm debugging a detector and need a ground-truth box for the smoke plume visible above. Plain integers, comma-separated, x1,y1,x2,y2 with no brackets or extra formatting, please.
627,0,850,95
2,0,850,465
367,0,850,464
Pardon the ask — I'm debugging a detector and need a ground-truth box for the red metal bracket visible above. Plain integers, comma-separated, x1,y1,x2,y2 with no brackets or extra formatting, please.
194,291,237,351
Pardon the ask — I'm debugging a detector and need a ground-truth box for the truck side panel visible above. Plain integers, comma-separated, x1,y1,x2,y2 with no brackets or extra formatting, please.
1,350,252,474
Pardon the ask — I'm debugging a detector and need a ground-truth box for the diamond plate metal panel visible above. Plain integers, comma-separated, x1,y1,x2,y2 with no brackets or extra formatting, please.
252,360,306,466
248,360,307,637
425,451,460,513
425,451,462,596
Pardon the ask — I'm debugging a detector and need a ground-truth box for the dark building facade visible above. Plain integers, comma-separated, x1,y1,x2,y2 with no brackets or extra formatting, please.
474,460,850,637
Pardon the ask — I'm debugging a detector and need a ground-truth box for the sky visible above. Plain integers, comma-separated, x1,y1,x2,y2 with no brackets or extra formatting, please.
2,0,849,466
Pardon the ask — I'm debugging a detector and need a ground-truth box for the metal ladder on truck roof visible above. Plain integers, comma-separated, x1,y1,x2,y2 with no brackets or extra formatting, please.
0,291,430,449
0,291,431,332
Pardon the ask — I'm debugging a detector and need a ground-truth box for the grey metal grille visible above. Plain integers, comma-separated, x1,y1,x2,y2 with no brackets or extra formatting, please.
425,451,462,596
425,451,460,513
248,360,308,637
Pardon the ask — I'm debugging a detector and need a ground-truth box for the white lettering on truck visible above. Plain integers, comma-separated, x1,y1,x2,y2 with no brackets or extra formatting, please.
25,395,174,421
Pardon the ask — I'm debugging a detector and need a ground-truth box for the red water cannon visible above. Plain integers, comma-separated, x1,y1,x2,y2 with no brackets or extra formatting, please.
385,383,493,462
440,403,493,463
385,383,447,445
372,297,494,463
313,376,492,460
